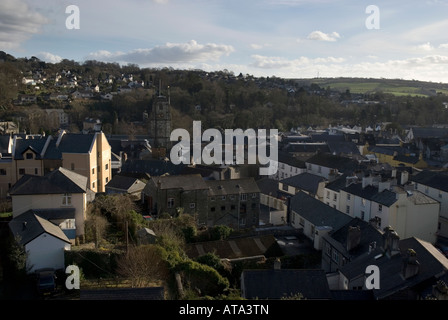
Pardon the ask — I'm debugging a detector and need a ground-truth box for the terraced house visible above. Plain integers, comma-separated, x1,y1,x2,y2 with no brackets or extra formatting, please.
0,130,112,197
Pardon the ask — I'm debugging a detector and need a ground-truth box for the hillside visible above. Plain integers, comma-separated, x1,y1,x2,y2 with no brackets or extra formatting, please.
294,77,448,97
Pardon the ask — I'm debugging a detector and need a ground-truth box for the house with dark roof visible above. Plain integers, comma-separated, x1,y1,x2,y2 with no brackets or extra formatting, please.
4,130,112,195
305,152,361,181
142,174,210,224
289,191,352,250
270,150,306,181
105,175,146,200
412,170,448,239
8,210,71,273
339,177,440,244
9,167,90,238
321,217,384,273
241,262,332,300
328,226,448,300
279,172,326,201
206,178,260,229
256,177,287,226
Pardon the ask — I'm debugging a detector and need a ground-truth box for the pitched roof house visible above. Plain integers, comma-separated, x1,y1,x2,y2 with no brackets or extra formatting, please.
9,167,90,238
9,210,71,273
241,264,332,300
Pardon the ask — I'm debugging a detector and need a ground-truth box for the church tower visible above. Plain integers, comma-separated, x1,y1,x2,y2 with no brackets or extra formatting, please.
149,83,172,152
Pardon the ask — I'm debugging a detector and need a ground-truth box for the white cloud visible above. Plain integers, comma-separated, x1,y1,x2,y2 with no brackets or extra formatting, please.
250,55,344,69
85,40,234,65
36,52,62,63
0,0,49,49
307,31,340,42
415,42,434,51
439,43,448,49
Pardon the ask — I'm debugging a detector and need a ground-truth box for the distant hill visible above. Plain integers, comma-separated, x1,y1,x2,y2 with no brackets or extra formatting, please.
293,77,448,97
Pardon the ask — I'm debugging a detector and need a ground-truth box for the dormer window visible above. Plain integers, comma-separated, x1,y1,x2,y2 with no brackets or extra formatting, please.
26,153,33,159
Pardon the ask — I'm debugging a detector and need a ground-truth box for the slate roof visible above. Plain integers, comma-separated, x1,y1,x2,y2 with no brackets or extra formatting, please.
325,174,349,192
410,127,448,139
80,287,165,300
411,170,448,193
151,174,208,191
277,151,306,168
339,237,448,299
327,141,361,155
121,159,185,176
105,175,146,192
241,269,332,299
306,152,360,174
207,178,260,196
280,172,326,194
290,191,352,229
57,133,96,153
13,137,47,160
324,217,384,259
256,177,280,197
9,167,88,195
29,208,76,221
9,210,71,245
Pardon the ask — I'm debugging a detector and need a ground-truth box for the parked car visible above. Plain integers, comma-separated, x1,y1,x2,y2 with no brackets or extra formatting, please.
35,268,57,296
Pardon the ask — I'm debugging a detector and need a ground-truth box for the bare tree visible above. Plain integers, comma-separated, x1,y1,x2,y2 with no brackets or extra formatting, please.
115,244,168,288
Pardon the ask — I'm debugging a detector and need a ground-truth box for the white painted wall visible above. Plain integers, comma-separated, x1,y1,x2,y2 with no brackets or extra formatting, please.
26,233,71,273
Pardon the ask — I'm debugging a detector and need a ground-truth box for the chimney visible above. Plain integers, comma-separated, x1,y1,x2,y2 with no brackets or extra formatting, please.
22,221,27,230
274,258,281,270
346,225,361,251
402,248,420,279
401,171,409,185
378,180,390,193
369,216,381,230
383,226,400,257
368,241,377,254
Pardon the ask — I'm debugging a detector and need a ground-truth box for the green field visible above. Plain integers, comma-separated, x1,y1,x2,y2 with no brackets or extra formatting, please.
296,77,448,97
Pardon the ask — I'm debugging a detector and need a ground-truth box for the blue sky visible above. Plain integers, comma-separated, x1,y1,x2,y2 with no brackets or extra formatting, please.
3,0,448,82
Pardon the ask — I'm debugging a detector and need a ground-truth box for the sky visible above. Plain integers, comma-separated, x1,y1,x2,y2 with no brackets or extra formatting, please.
2,0,448,83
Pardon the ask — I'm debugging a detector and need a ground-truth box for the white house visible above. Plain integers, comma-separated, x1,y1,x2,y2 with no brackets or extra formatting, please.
9,210,71,273
411,170,448,239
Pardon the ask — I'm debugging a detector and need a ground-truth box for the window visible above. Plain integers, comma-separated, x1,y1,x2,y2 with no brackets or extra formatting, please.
239,217,246,226
231,205,236,210
378,204,382,212
189,203,196,209
326,191,330,199
34,168,38,175
332,251,339,263
92,182,95,189
361,211,365,220
62,193,72,206
347,194,351,200
361,199,366,207
333,193,337,201
105,177,109,183
211,207,215,212
230,195,235,201
0,169,5,175
252,193,257,198
240,193,247,201
26,153,33,159
105,163,109,170
19,168,25,175
439,192,443,199
221,205,226,211
282,183,288,191
221,195,226,200
346,206,350,214
71,163,75,170
167,198,175,208
325,243,332,256
92,168,95,174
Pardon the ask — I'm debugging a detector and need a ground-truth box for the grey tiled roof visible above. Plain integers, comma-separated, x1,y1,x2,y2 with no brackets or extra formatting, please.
9,167,88,195
241,269,332,299
9,210,71,245
290,191,352,229
207,178,260,196
411,170,448,193
280,172,325,194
